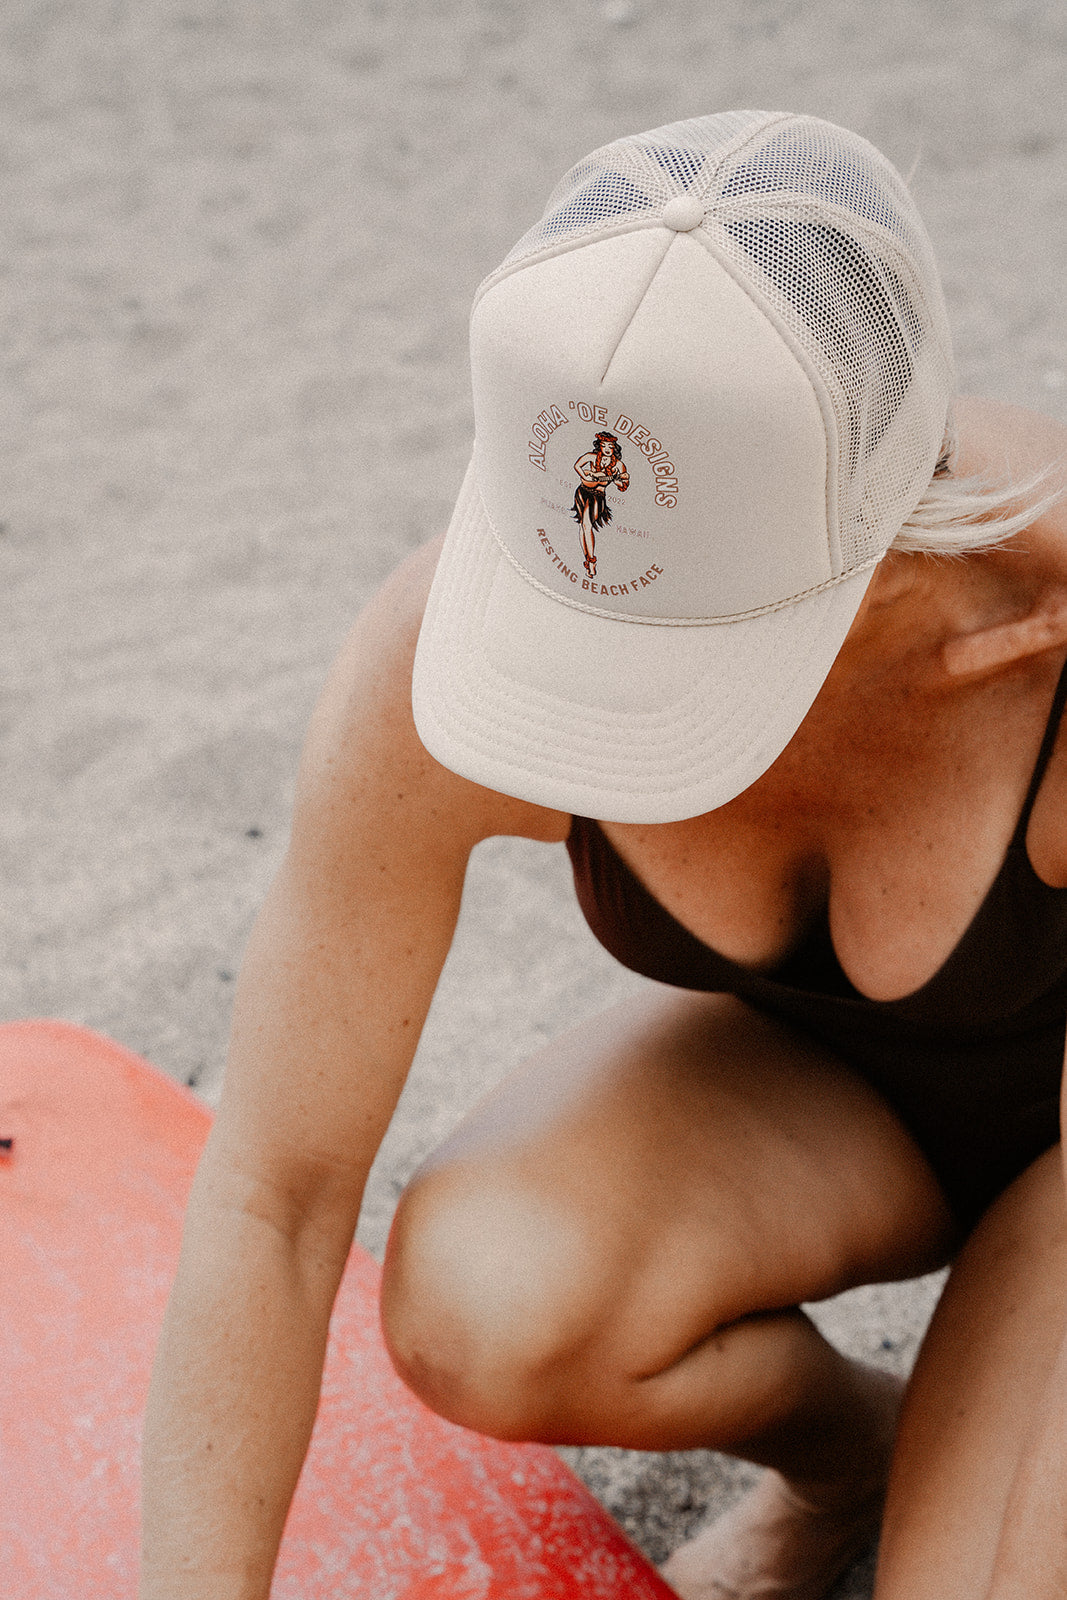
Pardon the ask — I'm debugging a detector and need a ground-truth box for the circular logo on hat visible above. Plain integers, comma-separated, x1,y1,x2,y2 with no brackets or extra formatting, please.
524,398,679,610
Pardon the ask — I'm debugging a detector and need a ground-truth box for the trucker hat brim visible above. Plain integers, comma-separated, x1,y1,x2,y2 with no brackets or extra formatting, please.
411,458,877,824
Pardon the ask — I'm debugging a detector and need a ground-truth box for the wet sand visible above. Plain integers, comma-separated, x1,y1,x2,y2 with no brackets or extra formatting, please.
3,1,1065,1588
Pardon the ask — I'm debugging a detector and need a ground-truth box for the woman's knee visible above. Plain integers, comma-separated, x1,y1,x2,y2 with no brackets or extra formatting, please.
380,1162,618,1440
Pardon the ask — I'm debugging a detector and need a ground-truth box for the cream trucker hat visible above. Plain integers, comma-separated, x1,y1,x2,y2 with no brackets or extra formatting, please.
412,110,954,822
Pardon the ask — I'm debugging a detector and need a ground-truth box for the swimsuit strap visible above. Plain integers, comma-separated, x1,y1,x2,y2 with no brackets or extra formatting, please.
1014,652,1067,843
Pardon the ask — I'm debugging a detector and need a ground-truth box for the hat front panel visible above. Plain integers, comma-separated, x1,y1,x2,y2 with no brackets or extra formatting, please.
470,227,831,625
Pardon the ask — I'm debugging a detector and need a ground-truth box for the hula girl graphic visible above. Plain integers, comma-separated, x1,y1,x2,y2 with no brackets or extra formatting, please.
572,431,629,578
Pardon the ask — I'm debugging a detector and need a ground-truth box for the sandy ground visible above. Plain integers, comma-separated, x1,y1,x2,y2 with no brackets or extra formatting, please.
3,0,1065,1590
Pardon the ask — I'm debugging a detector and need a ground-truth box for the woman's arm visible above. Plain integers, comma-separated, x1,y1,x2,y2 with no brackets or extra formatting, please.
984,1323,1067,1598
981,1047,1067,1600
140,543,565,1599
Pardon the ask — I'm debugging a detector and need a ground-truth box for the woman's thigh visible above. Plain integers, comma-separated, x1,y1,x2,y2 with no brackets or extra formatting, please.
876,1143,1066,1600
381,987,955,1438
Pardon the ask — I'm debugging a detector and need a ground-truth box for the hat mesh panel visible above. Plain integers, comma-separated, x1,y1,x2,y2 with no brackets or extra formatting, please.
495,111,954,576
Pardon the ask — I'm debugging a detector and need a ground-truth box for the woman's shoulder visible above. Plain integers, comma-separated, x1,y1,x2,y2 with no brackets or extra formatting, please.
298,535,571,852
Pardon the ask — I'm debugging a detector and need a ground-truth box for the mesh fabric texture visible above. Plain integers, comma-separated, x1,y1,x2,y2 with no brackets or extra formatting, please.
490,110,955,577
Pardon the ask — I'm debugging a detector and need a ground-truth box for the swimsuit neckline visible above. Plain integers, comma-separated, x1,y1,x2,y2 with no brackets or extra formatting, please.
573,654,1067,1011
576,817,1067,1010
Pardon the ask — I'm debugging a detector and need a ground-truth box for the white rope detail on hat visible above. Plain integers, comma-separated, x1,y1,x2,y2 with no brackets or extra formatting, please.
485,515,882,626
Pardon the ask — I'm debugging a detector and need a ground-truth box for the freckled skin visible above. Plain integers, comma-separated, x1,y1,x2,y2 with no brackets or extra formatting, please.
143,400,1067,1600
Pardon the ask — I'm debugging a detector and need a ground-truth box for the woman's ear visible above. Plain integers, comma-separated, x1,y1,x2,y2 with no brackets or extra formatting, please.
942,590,1067,677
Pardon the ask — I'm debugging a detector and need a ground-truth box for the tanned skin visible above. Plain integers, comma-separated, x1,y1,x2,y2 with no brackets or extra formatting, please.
143,397,1067,1600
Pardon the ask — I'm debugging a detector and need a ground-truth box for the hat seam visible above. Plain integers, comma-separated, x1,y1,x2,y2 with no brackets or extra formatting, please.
597,231,674,388
688,221,843,575
474,215,685,309
474,113,822,308
482,502,879,626
696,108,798,201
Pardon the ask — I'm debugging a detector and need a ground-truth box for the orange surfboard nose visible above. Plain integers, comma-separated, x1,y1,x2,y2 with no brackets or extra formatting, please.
0,1021,673,1598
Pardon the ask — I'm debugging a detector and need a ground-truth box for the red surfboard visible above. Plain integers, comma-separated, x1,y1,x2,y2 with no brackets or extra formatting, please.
0,1021,675,1598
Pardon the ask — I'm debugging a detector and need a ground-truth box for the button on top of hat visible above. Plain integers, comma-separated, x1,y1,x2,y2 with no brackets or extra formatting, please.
661,195,705,232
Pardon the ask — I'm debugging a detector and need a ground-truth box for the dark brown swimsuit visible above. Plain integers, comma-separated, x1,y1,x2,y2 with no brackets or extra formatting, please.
567,663,1067,1231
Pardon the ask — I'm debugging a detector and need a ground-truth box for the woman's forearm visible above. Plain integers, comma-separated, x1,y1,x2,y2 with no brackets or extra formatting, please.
984,1303,1067,1597
140,1153,352,1600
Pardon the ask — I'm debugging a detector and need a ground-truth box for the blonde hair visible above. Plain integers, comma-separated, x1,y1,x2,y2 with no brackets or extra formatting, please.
891,416,1064,556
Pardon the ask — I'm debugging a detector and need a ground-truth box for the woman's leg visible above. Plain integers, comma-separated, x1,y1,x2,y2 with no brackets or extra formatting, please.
381,987,955,1595
874,1144,1066,1600
574,488,597,572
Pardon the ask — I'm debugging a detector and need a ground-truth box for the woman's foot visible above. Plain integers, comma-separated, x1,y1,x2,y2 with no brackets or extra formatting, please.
660,1368,902,1600
659,1468,884,1599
